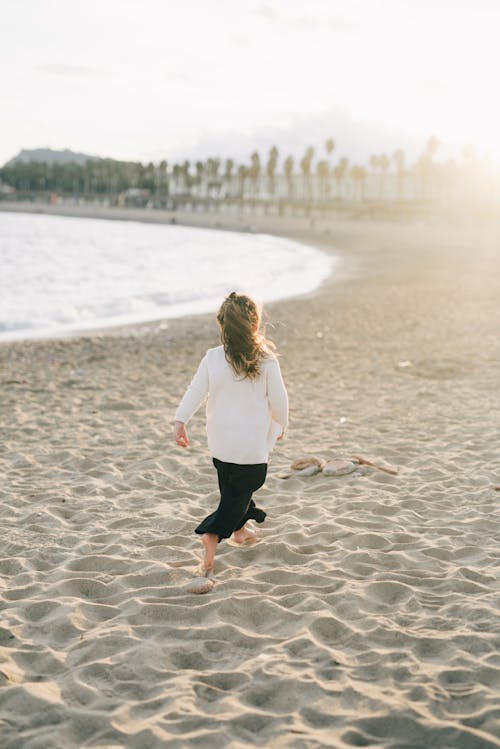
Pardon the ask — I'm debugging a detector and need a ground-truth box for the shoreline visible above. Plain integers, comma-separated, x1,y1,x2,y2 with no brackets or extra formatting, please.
0,199,362,241
1,198,492,345
0,201,345,344
2,207,500,747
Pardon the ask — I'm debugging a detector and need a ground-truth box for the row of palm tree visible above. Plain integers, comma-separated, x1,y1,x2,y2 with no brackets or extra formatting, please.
0,137,493,206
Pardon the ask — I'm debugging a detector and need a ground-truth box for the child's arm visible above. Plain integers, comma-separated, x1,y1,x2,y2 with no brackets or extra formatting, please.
267,359,289,437
173,355,209,447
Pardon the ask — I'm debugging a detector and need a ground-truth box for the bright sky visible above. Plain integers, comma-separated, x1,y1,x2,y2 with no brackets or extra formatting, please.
1,0,500,166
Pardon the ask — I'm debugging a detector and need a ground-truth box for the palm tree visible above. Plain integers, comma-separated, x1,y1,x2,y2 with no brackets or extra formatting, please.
83,160,91,197
195,160,204,186
249,151,261,199
333,157,349,200
172,164,182,196
191,161,203,199
266,146,279,198
324,138,335,199
316,160,329,202
350,165,368,200
205,158,222,199
206,158,220,178
182,161,191,196
144,161,156,194
158,159,168,202
370,154,390,199
300,146,314,202
223,158,234,199
135,162,145,190
237,164,249,200
369,154,380,174
283,155,294,201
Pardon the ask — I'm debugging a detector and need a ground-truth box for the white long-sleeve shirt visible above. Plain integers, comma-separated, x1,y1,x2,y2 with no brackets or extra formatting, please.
175,345,288,464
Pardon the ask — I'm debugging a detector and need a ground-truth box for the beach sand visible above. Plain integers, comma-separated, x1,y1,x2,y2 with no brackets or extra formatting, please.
1,207,500,748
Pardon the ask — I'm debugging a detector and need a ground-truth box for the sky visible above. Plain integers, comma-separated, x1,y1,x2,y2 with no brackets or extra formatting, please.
1,0,500,167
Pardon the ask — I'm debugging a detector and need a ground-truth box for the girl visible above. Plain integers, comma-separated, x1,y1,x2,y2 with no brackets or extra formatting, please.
174,292,288,576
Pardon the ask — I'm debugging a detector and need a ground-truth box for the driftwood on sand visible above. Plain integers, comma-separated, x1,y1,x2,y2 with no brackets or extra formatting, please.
350,455,399,475
279,455,398,479
291,456,326,470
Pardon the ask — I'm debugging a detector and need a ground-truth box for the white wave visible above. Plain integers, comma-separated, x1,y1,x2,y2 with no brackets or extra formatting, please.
0,212,334,341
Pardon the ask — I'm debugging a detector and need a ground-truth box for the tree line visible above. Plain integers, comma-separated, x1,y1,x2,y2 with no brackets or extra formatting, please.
0,137,493,208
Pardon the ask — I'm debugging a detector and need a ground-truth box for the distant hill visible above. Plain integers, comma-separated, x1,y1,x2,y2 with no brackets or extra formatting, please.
4,148,101,167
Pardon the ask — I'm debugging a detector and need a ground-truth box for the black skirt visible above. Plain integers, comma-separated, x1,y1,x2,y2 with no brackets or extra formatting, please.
195,457,268,542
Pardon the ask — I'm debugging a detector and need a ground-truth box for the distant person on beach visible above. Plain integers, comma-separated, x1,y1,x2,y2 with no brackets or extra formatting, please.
174,292,288,575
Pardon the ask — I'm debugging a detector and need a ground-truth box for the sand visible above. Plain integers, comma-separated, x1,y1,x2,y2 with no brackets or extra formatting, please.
1,206,500,748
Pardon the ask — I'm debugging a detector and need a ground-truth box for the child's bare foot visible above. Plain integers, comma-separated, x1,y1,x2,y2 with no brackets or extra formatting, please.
229,526,259,546
199,533,218,575
195,561,214,578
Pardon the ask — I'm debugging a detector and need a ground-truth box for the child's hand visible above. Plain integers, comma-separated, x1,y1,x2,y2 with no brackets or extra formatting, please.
277,430,285,441
174,420,189,448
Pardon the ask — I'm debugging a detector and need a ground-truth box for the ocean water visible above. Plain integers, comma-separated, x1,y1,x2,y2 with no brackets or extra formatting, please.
0,211,333,341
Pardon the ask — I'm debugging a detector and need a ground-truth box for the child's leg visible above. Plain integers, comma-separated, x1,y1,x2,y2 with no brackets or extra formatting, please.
219,462,267,541
236,498,267,527
195,460,267,543
228,463,268,544
200,533,218,575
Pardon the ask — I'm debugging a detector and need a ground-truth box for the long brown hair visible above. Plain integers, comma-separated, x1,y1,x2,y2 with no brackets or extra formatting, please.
217,292,275,379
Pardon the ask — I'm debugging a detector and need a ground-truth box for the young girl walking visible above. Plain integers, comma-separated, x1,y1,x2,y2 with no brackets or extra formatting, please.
174,292,288,576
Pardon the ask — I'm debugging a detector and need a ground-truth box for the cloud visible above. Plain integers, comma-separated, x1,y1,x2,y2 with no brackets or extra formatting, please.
36,63,101,77
161,109,427,167
254,4,277,19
